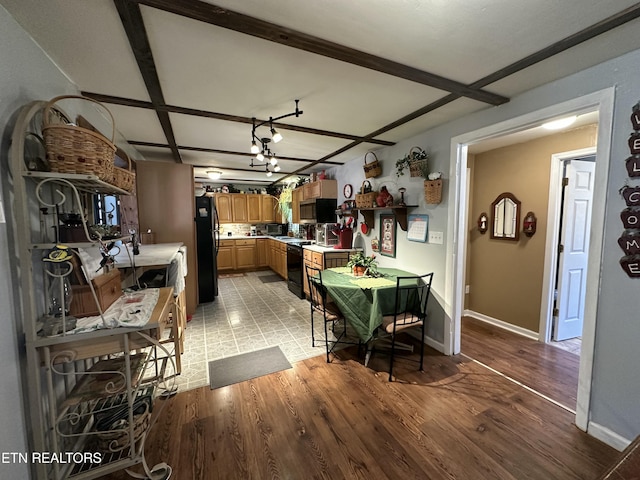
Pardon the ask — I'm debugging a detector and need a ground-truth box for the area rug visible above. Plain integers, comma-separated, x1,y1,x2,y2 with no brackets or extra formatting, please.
259,274,283,283
209,346,292,389
219,273,245,279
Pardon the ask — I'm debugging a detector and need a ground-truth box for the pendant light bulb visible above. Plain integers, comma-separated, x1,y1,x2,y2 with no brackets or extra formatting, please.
266,170,273,177
270,155,278,166
250,141,260,154
274,165,281,172
256,152,264,162
271,128,283,143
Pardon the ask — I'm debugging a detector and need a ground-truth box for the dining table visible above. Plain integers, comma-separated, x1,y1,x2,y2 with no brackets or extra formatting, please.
318,266,418,343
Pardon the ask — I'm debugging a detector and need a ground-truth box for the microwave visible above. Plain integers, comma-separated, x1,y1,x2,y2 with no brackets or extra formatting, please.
266,224,284,235
316,223,340,246
299,198,338,224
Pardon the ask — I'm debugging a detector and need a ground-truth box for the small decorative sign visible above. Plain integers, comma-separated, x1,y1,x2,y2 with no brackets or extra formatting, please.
621,208,640,229
625,155,640,177
629,132,640,155
620,255,640,278
621,185,640,207
407,214,428,242
379,214,396,258
618,232,640,255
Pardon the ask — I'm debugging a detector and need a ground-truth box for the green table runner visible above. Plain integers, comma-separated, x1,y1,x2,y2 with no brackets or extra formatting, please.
319,267,416,342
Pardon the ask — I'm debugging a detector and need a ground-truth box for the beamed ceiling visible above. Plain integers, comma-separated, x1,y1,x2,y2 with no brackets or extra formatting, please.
3,0,640,185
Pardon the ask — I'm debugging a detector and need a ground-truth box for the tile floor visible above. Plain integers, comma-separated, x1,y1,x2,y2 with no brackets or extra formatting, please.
172,271,340,392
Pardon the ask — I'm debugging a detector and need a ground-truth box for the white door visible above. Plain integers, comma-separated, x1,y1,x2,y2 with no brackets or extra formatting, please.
553,158,595,341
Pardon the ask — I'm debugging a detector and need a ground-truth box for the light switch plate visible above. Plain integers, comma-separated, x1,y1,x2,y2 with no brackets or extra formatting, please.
428,231,443,244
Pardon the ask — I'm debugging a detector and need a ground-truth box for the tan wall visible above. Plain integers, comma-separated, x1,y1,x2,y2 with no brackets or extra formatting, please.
136,161,197,315
467,125,597,332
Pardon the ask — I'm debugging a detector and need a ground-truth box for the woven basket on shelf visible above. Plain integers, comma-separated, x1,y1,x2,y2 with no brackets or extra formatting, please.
424,179,443,204
408,146,428,177
113,152,136,194
42,95,116,183
355,180,377,208
363,151,382,178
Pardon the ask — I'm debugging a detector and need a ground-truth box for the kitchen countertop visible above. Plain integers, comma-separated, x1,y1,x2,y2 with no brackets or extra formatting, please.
304,244,361,253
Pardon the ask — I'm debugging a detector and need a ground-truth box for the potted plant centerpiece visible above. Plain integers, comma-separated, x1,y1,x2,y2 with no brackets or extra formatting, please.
347,251,378,277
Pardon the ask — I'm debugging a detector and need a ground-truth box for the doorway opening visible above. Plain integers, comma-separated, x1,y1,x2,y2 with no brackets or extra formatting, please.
446,88,615,432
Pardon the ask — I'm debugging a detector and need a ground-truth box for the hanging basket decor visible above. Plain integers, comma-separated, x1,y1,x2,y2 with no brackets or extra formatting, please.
424,173,443,204
408,146,429,177
42,95,116,183
363,151,382,178
355,180,377,208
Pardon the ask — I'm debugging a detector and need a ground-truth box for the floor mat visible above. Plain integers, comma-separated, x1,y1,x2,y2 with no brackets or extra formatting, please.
259,274,283,283
209,346,292,389
219,273,246,279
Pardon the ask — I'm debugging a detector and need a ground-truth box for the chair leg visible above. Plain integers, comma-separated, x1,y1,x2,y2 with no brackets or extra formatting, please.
324,319,331,363
419,323,425,371
388,333,396,382
310,309,316,347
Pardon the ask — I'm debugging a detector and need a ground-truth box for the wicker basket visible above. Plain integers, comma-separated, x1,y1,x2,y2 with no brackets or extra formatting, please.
113,152,136,194
355,180,377,208
42,95,116,183
96,409,150,453
424,179,443,204
363,151,382,178
408,146,428,177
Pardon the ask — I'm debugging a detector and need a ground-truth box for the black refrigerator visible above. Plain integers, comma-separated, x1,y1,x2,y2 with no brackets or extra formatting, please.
195,195,219,303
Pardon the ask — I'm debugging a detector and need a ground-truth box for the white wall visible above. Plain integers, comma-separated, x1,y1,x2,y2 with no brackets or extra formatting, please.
0,6,77,479
332,48,640,444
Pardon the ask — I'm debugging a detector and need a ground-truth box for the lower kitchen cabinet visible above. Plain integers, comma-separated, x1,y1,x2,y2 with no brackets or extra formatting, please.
235,239,256,269
257,239,268,267
303,249,352,297
217,240,236,271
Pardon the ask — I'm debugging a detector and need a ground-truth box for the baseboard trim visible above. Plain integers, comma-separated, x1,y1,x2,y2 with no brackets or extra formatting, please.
464,310,539,340
587,422,632,452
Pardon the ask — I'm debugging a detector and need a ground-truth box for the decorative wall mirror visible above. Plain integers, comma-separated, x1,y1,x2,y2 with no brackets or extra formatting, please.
490,192,521,241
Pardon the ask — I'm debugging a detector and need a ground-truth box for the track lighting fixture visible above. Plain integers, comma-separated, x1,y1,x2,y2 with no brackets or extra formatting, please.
249,100,303,172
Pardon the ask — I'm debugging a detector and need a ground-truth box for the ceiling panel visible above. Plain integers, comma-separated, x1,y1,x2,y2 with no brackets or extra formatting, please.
2,0,151,101
3,0,639,185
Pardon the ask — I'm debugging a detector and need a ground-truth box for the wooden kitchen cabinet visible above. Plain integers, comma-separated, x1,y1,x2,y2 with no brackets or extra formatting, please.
303,179,338,199
261,195,278,223
214,193,233,223
292,187,303,224
217,240,236,271
235,238,256,269
302,248,351,296
232,194,248,223
247,194,262,223
257,238,268,267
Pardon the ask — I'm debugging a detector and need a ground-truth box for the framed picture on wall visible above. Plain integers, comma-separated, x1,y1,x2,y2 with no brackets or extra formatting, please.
380,214,396,258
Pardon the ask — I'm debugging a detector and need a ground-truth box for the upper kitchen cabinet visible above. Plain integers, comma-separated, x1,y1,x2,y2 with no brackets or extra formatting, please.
247,194,262,223
261,195,279,223
215,194,233,223
303,179,338,200
214,193,282,224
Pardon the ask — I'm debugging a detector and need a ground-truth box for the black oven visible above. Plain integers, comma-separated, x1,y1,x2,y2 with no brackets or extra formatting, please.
286,241,311,299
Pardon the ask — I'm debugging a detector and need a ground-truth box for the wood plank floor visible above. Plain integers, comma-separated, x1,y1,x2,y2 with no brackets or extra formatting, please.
100,331,615,480
461,316,579,410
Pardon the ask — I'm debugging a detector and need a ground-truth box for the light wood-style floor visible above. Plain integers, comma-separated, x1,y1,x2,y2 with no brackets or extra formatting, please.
102,322,615,480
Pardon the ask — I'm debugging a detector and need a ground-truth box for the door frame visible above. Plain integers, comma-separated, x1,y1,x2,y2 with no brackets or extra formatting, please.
446,88,615,432
540,148,596,343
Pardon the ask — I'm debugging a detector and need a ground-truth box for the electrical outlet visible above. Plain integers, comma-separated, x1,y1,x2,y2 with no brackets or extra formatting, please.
428,231,444,244
465,285,470,294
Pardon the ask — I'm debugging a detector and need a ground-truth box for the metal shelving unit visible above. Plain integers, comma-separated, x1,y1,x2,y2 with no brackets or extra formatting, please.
9,101,174,480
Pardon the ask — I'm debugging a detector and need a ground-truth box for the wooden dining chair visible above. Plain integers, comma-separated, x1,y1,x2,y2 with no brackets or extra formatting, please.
380,273,434,381
305,264,355,362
